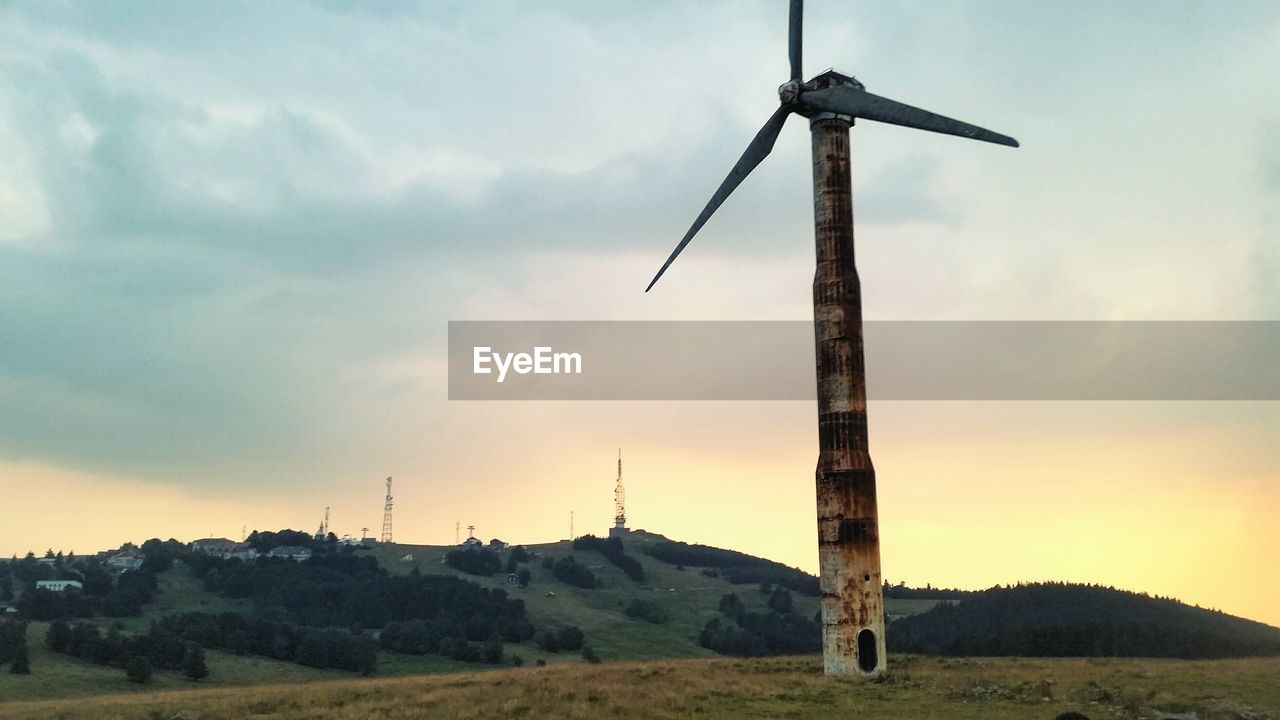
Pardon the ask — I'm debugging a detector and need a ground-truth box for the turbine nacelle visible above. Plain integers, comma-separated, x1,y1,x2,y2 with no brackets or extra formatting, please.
781,70,867,116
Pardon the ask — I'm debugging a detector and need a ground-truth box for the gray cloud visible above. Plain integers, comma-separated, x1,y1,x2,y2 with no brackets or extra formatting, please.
1,0,1278,488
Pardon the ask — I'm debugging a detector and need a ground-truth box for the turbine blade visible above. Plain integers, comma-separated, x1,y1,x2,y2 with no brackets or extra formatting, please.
789,0,803,81
802,85,1019,147
646,106,790,292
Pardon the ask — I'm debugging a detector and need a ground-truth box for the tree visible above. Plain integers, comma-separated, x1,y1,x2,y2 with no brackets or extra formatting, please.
10,644,30,675
296,630,330,669
352,635,378,676
483,633,504,665
181,642,209,681
719,593,745,620
557,626,585,652
125,656,153,684
45,621,71,653
581,644,601,664
536,631,561,653
445,547,502,576
768,588,794,615
516,567,532,588
551,557,597,589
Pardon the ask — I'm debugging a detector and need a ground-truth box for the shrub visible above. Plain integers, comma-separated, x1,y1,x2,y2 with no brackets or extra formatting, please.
536,630,561,653
296,630,330,669
557,626,585,652
768,588,794,614
445,547,502,576
10,644,30,675
626,599,669,624
483,633,504,665
181,642,209,681
572,535,645,582
125,655,152,684
581,644,601,664
551,557,597,589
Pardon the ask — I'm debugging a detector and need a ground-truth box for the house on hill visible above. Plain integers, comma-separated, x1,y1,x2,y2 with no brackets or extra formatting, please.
35,580,83,592
192,538,258,560
191,538,238,556
267,546,312,561
105,548,145,572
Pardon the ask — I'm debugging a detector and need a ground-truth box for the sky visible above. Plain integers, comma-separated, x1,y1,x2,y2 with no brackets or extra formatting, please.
1,1,1278,626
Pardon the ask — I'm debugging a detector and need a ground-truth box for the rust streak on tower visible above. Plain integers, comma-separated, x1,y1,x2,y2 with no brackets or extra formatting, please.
811,100,884,675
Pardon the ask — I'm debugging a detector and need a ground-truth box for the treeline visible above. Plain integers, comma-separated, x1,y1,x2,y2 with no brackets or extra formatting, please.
644,541,819,596
625,599,669,624
381,620,513,663
544,556,597,589
45,613,377,678
445,546,502,576
698,591,820,657
246,529,321,551
156,612,378,674
187,543,550,665
187,549,531,635
379,597,535,664
572,536,645,582
889,582,1280,659
5,547,165,620
46,621,209,682
884,583,973,600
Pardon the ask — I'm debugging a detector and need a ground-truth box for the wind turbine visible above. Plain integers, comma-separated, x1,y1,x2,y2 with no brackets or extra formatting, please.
646,0,1018,677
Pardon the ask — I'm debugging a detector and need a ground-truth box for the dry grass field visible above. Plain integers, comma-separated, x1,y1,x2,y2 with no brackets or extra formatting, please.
3,654,1277,720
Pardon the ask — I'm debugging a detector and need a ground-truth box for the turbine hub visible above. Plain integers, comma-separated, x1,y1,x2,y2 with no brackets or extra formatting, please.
778,80,801,105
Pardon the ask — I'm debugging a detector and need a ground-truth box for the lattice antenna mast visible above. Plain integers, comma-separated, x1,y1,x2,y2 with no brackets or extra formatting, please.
613,448,626,529
380,477,394,543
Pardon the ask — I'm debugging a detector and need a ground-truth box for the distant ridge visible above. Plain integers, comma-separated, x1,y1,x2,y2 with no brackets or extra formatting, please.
888,582,1280,658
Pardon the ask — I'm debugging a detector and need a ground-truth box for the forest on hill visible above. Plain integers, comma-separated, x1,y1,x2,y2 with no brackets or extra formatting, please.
889,581,1280,658
4,529,1279,696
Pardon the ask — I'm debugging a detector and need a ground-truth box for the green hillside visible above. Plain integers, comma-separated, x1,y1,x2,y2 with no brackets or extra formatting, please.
364,530,831,661
3,529,1277,708
0,530,922,702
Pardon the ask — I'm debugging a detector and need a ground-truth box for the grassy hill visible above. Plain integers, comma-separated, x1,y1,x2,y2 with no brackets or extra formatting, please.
3,654,1278,720
365,530,835,661
3,529,1277,712
0,530,926,702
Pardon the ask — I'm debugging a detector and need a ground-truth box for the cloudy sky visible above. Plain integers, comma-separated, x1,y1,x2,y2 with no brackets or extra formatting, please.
1,1,1277,625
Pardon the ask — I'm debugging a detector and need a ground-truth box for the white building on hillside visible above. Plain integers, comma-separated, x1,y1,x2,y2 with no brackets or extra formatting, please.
267,546,312,561
35,580,83,592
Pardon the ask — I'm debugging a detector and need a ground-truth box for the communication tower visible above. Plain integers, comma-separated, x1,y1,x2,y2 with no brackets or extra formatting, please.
380,477,394,543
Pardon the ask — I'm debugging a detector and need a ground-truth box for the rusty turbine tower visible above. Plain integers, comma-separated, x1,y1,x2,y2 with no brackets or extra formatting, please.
646,0,1018,676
